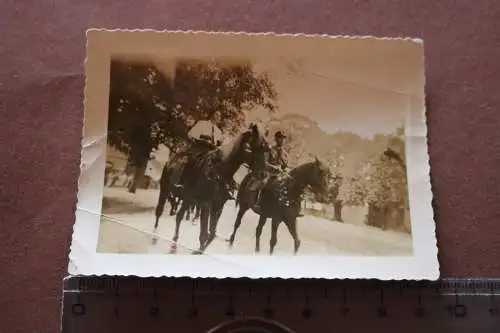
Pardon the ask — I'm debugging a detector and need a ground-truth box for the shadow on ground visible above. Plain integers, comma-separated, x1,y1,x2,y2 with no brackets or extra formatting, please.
102,197,155,215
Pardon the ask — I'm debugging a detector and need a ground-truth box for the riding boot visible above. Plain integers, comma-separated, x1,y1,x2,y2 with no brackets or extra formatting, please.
253,190,262,210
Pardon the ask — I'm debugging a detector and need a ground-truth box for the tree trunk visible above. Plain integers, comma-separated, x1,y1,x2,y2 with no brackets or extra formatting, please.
334,200,343,222
128,163,148,193
366,203,383,228
127,147,152,193
128,170,137,193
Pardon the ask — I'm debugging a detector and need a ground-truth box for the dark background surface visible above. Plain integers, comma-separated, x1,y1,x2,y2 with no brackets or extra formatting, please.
0,1,499,332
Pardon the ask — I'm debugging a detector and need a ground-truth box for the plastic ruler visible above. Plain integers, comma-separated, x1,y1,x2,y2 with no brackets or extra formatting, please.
61,277,500,332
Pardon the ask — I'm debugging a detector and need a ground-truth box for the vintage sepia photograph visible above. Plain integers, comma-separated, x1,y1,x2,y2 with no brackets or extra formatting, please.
70,30,439,279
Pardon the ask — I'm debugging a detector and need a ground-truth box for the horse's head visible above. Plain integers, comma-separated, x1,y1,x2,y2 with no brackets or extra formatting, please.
306,156,331,203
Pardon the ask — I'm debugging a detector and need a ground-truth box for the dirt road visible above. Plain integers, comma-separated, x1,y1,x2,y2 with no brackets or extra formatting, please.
97,187,412,256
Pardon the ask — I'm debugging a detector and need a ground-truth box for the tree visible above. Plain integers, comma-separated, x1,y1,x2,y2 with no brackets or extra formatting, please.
108,61,180,192
107,59,278,192
338,173,367,206
173,60,277,136
364,130,409,232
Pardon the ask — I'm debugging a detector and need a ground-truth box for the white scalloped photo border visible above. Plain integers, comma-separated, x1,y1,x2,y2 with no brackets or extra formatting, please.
68,29,438,280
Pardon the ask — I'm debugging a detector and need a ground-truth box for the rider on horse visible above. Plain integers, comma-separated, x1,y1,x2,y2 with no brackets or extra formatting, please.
268,131,288,172
195,134,217,150
251,131,303,216
189,133,237,200
173,134,219,189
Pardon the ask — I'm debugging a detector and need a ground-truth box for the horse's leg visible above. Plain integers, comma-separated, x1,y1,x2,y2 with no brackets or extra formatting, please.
269,217,281,255
185,203,191,221
255,215,267,253
192,205,200,222
189,203,195,220
284,217,301,254
178,196,183,209
154,185,169,230
168,195,177,216
205,202,224,250
173,200,189,242
198,204,210,252
228,205,248,247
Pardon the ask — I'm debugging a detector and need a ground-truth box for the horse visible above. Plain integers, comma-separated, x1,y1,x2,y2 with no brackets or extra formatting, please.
228,157,331,254
154,150,193,229
187,202,201,224
171,123,269,253
154,135,226,229
168,197,200,222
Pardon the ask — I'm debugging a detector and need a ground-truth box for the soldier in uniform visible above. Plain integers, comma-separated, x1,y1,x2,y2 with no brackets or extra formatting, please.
194,134,217,150
267,131,288,172
253,131,304,216
193,133,237,200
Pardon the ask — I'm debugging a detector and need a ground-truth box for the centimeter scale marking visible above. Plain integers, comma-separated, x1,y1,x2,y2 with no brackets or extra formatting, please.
62,277,500,333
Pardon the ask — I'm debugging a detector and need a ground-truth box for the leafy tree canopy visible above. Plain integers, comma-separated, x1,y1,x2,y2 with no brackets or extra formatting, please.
173,60,277,136
107,59,278,168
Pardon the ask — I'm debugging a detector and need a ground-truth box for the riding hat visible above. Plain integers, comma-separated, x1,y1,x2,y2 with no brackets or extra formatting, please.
275,131,286,139
199,134,212,141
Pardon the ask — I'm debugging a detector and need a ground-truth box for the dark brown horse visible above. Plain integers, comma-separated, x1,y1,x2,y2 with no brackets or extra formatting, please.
154,148,202,229
171,123,269,253
154,135,226,229
228,157,331,254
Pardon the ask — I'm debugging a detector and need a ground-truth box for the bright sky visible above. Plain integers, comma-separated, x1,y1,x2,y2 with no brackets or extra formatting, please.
251,51,422,138
127,36,424,139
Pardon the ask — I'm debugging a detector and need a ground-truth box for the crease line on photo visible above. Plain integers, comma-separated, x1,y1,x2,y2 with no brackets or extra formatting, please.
98,213,270,273
82,133,107,149
307,70,420,98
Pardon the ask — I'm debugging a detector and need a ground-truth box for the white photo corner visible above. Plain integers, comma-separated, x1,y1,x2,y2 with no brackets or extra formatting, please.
69,29,439,280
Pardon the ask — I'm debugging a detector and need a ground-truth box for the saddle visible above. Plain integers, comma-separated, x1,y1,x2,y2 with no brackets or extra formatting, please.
247,167,285,192
247,170,269,191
